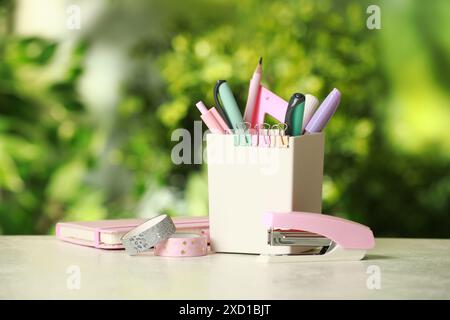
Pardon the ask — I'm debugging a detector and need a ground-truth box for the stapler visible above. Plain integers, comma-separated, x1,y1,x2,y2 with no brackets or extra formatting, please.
258,211,375,262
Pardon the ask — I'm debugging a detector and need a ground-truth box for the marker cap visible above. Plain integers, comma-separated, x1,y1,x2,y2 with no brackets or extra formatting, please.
302,94,320,131
305,88,340,133
196,101,208,114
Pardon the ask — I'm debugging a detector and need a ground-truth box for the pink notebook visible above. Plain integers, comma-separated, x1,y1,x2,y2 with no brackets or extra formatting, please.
56,217,209,249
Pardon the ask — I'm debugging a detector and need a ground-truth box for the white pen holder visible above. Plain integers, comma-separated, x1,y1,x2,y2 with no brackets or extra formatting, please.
207,133,325,255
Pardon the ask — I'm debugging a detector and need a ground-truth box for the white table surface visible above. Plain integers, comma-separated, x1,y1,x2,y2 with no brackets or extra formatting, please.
0,236,449,299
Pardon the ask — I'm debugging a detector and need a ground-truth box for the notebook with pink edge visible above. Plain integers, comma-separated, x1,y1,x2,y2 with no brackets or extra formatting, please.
56,217,209,249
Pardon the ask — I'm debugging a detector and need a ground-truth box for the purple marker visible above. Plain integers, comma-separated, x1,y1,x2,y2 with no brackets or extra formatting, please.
305,88,341,133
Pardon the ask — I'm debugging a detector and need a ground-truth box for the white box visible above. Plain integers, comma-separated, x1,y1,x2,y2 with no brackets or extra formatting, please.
207,133,324,255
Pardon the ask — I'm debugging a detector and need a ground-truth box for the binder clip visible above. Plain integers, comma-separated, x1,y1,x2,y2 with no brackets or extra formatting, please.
273,123,289,148
268,126,277,148
234,122,252,146
268,124,289,148
255,123,270,147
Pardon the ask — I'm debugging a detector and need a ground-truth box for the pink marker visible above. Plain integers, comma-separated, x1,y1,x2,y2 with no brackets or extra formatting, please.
196,101,230,134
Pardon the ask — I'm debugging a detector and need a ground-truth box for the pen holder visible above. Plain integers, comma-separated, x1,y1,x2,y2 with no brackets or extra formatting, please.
207,133,324,255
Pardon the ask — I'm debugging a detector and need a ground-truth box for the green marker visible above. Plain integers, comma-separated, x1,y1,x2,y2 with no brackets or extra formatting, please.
292,100,305,136
214,80,243,130
284,93,305,136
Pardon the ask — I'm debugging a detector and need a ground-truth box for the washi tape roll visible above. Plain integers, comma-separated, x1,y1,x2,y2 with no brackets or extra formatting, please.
154,233,208,257
121,214,176,255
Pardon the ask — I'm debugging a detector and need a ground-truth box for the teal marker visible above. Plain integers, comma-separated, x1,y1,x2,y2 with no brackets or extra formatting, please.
291,100,305,136
214,80,243,130
284,93,305,136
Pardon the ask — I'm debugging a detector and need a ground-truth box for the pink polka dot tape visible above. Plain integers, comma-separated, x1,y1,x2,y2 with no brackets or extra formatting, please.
154,233,208,257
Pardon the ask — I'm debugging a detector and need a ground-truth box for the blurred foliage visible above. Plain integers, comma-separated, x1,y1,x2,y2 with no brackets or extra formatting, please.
0,0,449,237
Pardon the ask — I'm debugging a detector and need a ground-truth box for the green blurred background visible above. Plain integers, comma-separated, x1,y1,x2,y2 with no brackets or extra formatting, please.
0,0,449,237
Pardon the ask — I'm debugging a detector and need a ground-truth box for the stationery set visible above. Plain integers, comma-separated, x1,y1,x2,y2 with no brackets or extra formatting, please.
56,57,375,262
202,57,374,262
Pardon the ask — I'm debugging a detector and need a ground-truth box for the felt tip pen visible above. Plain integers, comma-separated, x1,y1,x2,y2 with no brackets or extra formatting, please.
305,88,341,133
291,99,305,136
214,80,243,130
196,101,228,134
302,94,320,131
243,57,262,128
284,93,305,136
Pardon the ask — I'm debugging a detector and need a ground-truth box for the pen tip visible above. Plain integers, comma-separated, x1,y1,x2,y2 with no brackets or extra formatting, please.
259,57,262,65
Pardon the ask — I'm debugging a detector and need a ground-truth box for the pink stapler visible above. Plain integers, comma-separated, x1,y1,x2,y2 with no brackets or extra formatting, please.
259,211,375,262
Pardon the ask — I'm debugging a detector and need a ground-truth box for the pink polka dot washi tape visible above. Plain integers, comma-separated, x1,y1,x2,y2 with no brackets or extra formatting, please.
154,233,208,257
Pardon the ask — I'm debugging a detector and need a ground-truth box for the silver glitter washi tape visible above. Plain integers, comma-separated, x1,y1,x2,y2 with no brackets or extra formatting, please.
121,214,176,255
